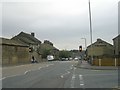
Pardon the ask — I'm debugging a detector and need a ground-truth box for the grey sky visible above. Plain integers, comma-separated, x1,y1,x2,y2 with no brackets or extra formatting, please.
1,0,119,50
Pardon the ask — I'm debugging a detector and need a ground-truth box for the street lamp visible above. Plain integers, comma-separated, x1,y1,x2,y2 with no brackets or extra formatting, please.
88,0,93,64
81,38,87,50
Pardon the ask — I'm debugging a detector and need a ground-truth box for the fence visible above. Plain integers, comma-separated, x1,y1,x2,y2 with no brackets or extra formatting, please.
93,57,120,66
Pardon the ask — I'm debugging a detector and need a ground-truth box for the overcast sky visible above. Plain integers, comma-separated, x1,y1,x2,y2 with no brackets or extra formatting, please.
1,0,119,50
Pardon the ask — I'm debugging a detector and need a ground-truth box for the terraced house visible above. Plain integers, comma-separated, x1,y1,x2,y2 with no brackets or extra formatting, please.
113,34,120,57
1,38,30,66
11,32,42,62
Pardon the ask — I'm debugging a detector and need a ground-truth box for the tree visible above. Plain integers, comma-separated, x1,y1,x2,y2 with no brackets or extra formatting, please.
59,50,71,59
41,49,51,59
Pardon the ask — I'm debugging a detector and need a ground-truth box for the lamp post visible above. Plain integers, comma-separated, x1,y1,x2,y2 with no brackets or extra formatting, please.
81,38,87,50
88,0,93,65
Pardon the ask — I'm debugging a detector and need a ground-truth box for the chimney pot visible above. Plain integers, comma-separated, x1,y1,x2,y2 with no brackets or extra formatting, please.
31,32,35,37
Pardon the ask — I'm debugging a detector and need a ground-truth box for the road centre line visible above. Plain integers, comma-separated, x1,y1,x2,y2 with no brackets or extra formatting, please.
79,74,85,88
70,66,76,88
60,70,71,78
71,74,76,88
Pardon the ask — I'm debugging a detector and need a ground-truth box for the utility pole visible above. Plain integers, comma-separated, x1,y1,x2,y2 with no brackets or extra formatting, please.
88,0,93,65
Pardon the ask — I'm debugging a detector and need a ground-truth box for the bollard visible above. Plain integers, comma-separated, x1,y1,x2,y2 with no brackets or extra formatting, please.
99,59,101,66
115,58,117,67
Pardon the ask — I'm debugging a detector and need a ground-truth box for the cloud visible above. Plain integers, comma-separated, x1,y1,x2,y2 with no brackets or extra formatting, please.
2,0,119,50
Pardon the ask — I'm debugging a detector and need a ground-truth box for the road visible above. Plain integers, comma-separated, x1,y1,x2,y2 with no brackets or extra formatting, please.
2,61,118,88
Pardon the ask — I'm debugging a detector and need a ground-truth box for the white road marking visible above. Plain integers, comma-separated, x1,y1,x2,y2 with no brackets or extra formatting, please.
80,84,84,86
38,67,42,70
46,65,49,67
0,77,6,80
24,71,28,74
71,74,76,88
79,74,85,88
24,70,31,74
60,75,64,78
74,67,76,70
45,64,54,67
70,66,76,88
60,71,71,78
1,74,22,80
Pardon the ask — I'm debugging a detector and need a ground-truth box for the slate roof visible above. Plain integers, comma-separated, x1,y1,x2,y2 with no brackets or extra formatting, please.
113,34,120,40
11,32,41,45
41,43,59,51
0,37,28,47
87,38,113,48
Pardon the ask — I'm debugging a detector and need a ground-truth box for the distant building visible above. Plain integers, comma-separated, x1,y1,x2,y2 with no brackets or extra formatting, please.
87,38,114,58
0,38,30,66
113,34,120,57
44,40,53,46
11,32,42,62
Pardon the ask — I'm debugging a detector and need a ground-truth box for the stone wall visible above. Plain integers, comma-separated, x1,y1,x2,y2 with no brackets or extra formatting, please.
2,45,30,66
93,57,120,66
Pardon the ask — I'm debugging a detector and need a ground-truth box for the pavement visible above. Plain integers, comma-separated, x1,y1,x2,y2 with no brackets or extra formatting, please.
75,60,119,70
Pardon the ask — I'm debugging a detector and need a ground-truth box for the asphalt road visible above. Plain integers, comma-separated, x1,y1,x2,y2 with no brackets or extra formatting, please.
2,61,118,88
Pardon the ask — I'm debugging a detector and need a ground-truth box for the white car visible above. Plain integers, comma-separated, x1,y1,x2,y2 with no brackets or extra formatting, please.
47,55,54,61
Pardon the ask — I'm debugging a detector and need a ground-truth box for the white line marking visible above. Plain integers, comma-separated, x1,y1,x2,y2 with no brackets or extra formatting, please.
60,71,71,78
1,74,21,80
80,84,84,86
71,74,76,88
60,75,64,78
0,77,6,80
71,66,76,88
79,74,85,88
67,71,70,74
38,67,42,70
24,71,28,74
74,67,76,70
24,70,31,74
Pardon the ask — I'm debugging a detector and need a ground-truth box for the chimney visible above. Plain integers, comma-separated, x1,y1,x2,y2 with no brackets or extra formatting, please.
31,32,35,37
97,38,101,41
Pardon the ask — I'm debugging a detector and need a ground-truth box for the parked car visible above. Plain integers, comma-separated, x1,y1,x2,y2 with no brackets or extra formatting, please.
47,55,54,61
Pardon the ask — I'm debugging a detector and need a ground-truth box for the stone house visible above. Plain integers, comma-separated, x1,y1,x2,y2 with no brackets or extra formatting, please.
86,39,116,66
87,38,114,58
11,32,42,62
113,34,120,57
1,38,30,66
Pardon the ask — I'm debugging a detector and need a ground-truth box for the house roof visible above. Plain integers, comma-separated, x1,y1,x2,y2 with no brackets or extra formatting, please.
11,32,41,45
87,38,113,48
41,43,59,51
0,37,29,47
113,34,120,40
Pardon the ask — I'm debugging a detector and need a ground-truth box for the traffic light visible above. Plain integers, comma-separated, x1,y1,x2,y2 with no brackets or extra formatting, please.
79,46,82,52
29,47,33,52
